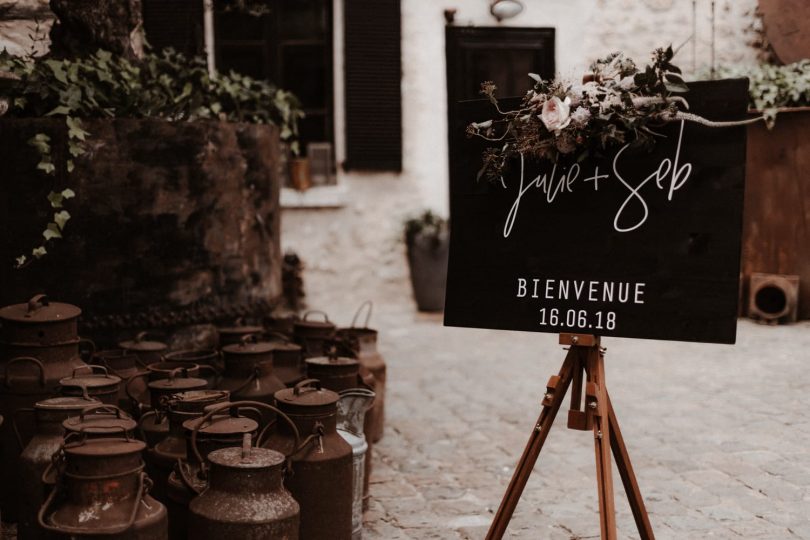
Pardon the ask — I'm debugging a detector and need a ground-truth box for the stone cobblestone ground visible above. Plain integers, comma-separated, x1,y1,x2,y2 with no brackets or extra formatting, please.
359,299,810,540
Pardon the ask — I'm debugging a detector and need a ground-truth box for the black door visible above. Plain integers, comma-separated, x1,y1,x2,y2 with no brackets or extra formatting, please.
445,26,555,209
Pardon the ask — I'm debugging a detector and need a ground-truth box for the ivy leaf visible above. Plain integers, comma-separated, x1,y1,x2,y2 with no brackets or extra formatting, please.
61,188,76,199
32,246,47,258
37,160,56,174
15,255,26,267
13,96,26,109
47,190,64,208
66,159,74,173
54,210,71,230
528,73,542,83
68,140,86,157
46,105,72,116
665,81,689,93
45,59,68,84
42,223,62,240
66,116,89,141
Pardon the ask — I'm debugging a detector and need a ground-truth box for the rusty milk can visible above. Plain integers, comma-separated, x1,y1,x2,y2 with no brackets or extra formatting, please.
38,434,168,539
17,396,97,540
337,388,375,540
118,332,168,365
336,301,387,443
0,294,87,522
59,365,121,406
137,373,208,447
165,403,259,539
61,404,137,439
148,389,230,505
163,349,222,386
90,349,147,413
266,380,353,540
216,321,264,347
219,338,285,411
292,311,336,359
305,354,362,393
188,436,300,540
263,332,305,387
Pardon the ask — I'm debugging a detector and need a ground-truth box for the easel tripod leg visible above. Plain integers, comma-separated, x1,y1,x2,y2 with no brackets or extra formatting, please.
588,348,618,540
607,392,655,540
484,349,577,540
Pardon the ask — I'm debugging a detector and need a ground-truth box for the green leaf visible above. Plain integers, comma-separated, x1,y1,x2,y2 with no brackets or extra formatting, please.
47,191,64,208
32,246,47,258
42,223,61,240
37,161,56,175
54,210,71,230
15,255,26,267
664,81,689,93
45,105,73,116
68,140,86,157
528,73,542,83
45,59,68,84
66,116,89,141
66,159,74,173
61,188,76,199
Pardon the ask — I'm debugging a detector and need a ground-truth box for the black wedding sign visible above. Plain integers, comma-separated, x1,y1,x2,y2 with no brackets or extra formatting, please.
444,79,749,344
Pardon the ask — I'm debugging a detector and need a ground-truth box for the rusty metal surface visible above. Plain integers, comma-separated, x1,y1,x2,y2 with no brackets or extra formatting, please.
741,112,810,318
219,340,285,407
305,356,361,394
58,365,121,405
293,311,336,359
188,446,299,540
266,380,353,540
40,436,168,538
62,404,137,438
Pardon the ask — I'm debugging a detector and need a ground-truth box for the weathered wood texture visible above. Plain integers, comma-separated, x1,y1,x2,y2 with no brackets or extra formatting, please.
0,118,281,325
742,110,810,318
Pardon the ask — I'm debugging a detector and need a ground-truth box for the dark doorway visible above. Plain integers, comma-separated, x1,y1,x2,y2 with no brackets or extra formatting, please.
445,26,555,207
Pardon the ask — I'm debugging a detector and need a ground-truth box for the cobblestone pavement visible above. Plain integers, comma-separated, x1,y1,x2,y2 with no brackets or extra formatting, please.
358,299,810,540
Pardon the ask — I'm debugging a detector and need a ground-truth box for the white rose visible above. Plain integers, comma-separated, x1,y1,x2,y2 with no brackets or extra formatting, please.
540,96,571,133
570,106,591,127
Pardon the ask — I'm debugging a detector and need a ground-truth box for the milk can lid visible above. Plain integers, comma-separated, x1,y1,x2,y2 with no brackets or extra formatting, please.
0,294,81,323
182,414,258,435
274,379,339,409
118,332,167,352
222,340,275,355
64,436,145,457
63,406,137,435
35,396,97,411
148,376,208,391
59,367,121,389
208,446,285,469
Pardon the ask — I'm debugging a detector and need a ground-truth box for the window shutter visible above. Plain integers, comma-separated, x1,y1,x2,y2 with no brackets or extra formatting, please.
142,0,204,57
343,0,402,171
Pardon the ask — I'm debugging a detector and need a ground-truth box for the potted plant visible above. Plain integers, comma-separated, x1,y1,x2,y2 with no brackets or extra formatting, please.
404,210,449,312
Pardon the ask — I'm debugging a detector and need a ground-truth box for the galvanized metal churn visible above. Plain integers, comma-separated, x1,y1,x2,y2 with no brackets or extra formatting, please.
337,388,376,540
16,396,98,540
38,433,168,539
186,401,301,539
0,294,87,522
118,331,168,366
336,301,387,443
90,349,147,413
266,379,354,540
292,311,337,359
165,402,261,539
147,389,230,506
58,365,121,406
218,336,285,415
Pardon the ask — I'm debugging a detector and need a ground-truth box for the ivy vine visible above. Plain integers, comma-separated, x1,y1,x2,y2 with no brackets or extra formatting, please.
0,48,303,268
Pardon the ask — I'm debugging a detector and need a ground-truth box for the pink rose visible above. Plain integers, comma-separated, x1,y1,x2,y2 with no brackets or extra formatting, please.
540,96,571,133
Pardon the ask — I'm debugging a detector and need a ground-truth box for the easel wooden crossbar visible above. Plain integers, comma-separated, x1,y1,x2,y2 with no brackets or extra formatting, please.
485,333,655,540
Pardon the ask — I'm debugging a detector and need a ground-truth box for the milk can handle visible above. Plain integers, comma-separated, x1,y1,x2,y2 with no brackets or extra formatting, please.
351,301,373,328
11,407,35,449
125,370,150,405
293,378,322,395
26,293,49,314
4,357,46,388
78,403,126,421
303,310,330,322
71,364,110,378
190,400,301,468
78,338,96,360
263,331,292,343
38,470,146,535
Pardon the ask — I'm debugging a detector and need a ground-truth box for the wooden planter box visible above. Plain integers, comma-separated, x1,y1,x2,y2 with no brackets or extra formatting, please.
0,118,282,336
742,109,810,318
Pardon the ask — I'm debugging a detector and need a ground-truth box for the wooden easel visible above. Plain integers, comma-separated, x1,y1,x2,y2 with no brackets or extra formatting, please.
485,333,655,540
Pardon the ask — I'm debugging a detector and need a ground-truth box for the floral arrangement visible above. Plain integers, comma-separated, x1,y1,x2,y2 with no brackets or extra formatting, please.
468,46,691,182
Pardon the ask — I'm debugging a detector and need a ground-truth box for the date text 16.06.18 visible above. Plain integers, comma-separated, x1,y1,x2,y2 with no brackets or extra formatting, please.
539,308,617,331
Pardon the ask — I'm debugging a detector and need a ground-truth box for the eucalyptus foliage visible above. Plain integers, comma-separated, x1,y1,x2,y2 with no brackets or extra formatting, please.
0,48,303,267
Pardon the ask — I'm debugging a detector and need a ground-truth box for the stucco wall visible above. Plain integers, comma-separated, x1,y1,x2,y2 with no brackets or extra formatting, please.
284,0,760,313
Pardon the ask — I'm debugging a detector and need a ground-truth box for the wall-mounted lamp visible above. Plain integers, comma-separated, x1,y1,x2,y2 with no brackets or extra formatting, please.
490,0,524,22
